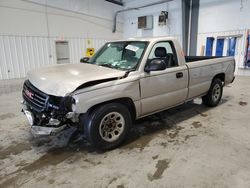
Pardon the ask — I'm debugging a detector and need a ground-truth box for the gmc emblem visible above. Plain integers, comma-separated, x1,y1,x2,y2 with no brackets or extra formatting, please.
25,89,34,99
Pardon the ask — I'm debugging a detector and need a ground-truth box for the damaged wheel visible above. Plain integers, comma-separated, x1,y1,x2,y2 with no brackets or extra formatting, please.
83,103,132,150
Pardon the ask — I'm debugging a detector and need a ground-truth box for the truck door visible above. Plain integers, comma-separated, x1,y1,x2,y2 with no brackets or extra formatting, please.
139,41,188,115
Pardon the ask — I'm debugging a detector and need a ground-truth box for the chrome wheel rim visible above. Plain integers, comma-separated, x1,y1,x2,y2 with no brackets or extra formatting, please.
212,84,221,102
99,112,125,142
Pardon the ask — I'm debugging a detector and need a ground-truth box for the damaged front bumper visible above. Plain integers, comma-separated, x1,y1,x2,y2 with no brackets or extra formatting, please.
21,80,79,137
30,124,67,136
22,101,74,136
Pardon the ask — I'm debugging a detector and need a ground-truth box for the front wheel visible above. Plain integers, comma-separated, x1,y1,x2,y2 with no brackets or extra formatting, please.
202,78,223,107
83,103,132,150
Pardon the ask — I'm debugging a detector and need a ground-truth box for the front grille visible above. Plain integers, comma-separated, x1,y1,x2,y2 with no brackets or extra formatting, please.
22,80,49,112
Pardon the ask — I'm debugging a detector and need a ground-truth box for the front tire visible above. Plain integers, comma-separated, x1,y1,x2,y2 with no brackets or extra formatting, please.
84,103,132,150
202,78,223,107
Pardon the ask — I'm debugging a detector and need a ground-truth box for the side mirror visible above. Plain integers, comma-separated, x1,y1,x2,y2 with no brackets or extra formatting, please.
144,59,167,73
80,57,90,63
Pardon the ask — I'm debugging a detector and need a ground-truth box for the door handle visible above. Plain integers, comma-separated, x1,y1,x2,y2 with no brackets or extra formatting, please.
176,72,183,78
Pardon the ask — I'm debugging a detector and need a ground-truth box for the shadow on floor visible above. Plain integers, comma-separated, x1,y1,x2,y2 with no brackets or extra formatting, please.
30,98,229,153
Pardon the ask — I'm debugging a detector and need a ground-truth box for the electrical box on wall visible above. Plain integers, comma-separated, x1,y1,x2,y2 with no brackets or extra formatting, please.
138,15,153,30
158,11,168,26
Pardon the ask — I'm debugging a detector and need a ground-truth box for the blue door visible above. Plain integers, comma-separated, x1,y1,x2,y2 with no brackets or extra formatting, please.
205,37,214,56
246,35,250,67
227,37,237,56
216,39,224,56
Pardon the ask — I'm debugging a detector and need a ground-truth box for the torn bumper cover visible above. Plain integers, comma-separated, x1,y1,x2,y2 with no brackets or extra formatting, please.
30,124,67,136
22,107,68,136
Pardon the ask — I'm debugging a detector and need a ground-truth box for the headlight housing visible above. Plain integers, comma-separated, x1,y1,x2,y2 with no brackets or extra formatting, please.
71,101,76,112
63,96,76,112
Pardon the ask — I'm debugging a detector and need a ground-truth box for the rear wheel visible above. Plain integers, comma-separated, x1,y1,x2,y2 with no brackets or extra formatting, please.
83,103,132,150
202,78,223,107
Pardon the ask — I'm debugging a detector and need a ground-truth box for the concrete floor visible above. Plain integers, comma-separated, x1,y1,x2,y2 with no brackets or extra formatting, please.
0,76,250,188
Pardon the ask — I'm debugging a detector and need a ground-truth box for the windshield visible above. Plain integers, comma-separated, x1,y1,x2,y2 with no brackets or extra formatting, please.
88,41,148,71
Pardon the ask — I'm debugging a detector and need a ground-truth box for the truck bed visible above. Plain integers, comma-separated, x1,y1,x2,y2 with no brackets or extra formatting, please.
185,56,224,63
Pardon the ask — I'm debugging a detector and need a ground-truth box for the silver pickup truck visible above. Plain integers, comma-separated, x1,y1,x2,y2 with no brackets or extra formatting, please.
22,37,235,150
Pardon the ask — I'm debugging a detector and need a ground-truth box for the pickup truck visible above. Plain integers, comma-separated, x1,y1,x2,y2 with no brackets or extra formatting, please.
22,37,235,150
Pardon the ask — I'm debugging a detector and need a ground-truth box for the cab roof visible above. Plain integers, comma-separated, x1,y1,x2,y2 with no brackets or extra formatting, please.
110,36,178,43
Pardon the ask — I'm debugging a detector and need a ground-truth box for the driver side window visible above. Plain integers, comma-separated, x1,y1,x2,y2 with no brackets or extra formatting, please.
148,41,178,68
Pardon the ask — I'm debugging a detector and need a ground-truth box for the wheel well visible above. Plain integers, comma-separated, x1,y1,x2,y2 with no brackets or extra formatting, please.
213,73,225,83
87,98,137,121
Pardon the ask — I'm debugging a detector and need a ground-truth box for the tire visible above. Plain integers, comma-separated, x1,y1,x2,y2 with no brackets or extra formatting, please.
83,103,132,150
202,78,223,107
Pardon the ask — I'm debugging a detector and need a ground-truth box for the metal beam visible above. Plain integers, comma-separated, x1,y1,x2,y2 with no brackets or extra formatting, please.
189,0,200,56
182,0,191,55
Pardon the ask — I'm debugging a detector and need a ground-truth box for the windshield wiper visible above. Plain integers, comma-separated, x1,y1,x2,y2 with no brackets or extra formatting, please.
100,64,115,69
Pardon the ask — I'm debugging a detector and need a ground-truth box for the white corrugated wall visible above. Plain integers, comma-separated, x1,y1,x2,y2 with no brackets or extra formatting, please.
0,34,183,80
0,0,123,80
0,35,108,80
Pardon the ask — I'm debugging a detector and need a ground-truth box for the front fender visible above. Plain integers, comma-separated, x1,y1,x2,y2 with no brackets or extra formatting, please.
73,80,141,116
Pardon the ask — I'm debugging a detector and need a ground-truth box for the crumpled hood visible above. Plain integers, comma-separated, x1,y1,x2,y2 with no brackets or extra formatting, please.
27,63,126,96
